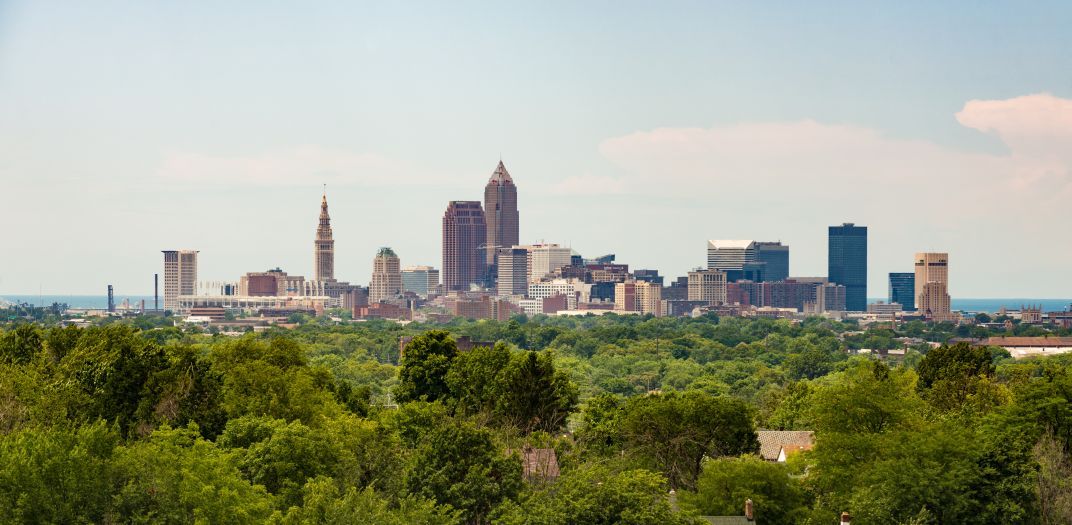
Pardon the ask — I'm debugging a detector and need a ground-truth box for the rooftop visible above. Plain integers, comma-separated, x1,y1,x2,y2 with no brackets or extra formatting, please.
488,160,514,184
757,430,814,461
708,240,756,249
982,336,1072,347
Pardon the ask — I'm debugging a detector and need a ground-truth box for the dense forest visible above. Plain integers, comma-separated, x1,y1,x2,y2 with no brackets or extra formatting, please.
1,314,1071,524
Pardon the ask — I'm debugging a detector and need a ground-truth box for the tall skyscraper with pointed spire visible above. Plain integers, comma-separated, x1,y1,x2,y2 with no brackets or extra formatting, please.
484,160,519,265
314,192,335,282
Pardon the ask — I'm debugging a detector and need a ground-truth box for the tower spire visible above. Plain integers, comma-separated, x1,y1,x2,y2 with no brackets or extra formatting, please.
314,189,335,281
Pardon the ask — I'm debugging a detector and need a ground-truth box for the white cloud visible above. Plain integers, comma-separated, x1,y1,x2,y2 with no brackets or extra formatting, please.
955,93,1072,191
594,94,1072,296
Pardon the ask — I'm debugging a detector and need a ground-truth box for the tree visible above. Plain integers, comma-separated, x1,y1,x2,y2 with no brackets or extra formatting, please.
406,421,522,525
210,336,342,424
619,391,758,489
111,425,274,523
916,342,996,411
576,393,625,456
138,344,228,439
1034,430,1072,525
0,324,43,364
784,344,835,380
272,478,461,525
58,324,170,433
218,415,342,507
493,464,697,525
447,342,512,417
396,331,458,403
0,422,117,524
679,455,808,525
497,350,578,433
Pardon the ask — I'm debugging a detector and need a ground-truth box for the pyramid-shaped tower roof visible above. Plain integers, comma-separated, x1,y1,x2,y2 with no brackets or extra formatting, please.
488,160,513,184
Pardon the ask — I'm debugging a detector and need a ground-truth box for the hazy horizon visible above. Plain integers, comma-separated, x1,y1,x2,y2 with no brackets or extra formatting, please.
2,2,1070,296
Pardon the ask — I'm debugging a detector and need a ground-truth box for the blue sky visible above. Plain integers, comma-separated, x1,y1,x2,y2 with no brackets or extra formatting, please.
1,1,1071,297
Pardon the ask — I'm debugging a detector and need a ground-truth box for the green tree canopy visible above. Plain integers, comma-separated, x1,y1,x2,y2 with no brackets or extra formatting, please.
396,330,458,403
494,464,697,525
619,391,758,489
679,455,809,525
406,421,522,525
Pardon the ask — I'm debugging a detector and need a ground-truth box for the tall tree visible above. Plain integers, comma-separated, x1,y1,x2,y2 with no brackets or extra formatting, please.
680,455,809,525
620,391,758,489
406,421,522,525
916,342,997,411
396,331,458,403
111,426,274,523
497,350,578,433
493,464,697,525
0,423,117,524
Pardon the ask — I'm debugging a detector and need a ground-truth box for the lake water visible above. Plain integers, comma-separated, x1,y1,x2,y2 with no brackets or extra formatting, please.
1,295,158,309
869,298,1072,313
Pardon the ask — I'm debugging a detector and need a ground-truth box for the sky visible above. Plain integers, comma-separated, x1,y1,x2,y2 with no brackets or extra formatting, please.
1,1,1071,297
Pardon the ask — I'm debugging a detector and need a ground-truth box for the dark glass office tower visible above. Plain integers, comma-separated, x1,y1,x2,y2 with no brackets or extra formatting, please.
889,272,915,311
828,223,867,311
756,242,789,282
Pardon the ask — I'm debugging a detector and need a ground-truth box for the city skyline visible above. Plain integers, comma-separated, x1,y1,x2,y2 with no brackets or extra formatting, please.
2,2,1071,297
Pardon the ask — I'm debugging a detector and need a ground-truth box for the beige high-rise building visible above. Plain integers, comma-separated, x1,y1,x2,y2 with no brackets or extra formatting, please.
314,193,335,282
914,252,952,320
370,247,402,303
687,269,728,305
524,243,573,282
162,250,198,311
636,280,663,316
616,280,662,316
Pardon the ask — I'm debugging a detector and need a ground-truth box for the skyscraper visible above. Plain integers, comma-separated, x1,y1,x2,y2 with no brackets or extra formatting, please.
442,201,487,291
706,240,766,282
707,240,756,270
889,272,915,310
496,247,529,296
755,242,789,282
687,269,728,305
370,247,402,303
484,160,519,265
914,252,952,320
828,223,867,311
526,243,573,282
162,250,198,311
314,192,334,282
401,266,439,298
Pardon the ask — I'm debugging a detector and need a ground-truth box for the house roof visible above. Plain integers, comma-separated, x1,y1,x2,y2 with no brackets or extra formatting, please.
983,336,1072,348
778,443,814,460
757,430,814,461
